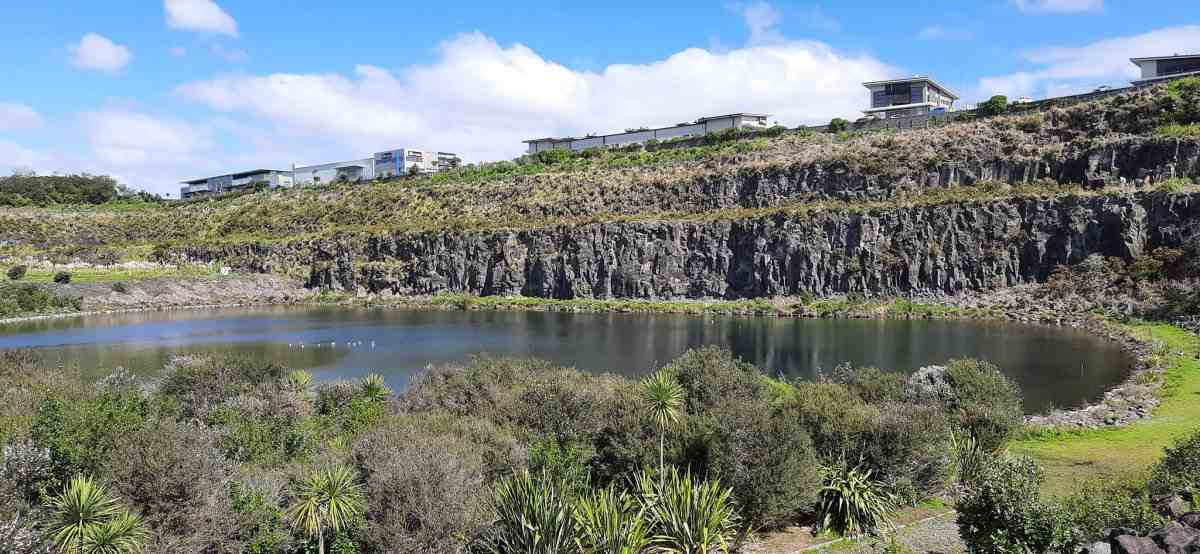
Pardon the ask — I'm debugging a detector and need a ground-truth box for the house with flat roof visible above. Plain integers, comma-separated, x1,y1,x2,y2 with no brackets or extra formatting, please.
179,169,293,199
294,148,461,186
523,113,771,154
1131,54,1200,85
862,76,958,119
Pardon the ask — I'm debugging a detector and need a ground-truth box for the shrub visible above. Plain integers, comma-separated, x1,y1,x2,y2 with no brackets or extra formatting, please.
354,414,500,553
0,283,82,317
696,397,821,529
6,265,26,281
817,463,897,538
830,365,908,404
789,382,878,459
664,346,764,415
1063,478,1163,541
942,359,1023,451
52,271,71,284
828,118,850,133
978,95,1009,117
1156,177,1191,193
956,455,1076,553
110,281,129,294
1149,428,1200,496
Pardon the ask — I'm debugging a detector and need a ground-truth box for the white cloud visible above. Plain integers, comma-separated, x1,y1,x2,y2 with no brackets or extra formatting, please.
69,33,132,73
0,103,42,131
165,0,239,37
83,110,211,167
742,2,784,45
1013,0,1103,14
976,25,1200,99
0,139,43,171
917,25,973,41
177,31,892,164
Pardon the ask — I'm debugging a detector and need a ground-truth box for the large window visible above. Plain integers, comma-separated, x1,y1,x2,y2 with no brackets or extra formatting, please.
873,83,922,107
1159,57,1200,77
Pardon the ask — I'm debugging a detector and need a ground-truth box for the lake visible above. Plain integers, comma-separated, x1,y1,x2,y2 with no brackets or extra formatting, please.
0,306,1133,413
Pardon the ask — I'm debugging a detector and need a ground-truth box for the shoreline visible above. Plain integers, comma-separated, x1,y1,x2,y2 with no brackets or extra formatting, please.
0,283,1173,430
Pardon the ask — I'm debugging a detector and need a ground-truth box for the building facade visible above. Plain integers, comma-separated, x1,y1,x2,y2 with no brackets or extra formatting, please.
523,113,772,154
294,148,461,186
1131,54,1200,84
862,77,958,119
180,169,293,199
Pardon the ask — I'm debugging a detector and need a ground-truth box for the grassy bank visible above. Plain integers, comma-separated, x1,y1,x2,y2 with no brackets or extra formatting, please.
376,292,1003,320
1011,323,1200,495
9,264,217,284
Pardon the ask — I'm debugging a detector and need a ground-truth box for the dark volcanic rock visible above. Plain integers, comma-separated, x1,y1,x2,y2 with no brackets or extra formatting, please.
176,191,1200,301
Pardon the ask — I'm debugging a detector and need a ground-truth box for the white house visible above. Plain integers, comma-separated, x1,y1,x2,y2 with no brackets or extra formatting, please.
1131,54,1200,85
523,113,772,154
180,169,293,199
294,148,461,186
861,76,958,119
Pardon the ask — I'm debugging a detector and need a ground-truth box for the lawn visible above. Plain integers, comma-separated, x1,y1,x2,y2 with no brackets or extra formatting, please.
1010,323,1200,496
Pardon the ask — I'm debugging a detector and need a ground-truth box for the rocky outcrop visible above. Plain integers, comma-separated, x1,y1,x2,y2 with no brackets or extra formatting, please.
172,191,1200,301
1082,512,1200,554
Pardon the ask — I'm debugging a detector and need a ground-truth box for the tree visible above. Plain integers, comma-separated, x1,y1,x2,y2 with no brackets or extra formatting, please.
639,369,684,488
286,465,366,554
978,95,1009,117
828,118,850,133
46,475,145,554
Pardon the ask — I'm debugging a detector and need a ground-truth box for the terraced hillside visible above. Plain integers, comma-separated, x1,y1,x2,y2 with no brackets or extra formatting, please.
2,81,1198,299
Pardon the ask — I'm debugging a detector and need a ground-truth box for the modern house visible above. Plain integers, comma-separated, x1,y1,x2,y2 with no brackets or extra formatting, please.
1131,54,1200,85
294,148,461,186
861,76,958,119
523,113,772,154
179,169,293,199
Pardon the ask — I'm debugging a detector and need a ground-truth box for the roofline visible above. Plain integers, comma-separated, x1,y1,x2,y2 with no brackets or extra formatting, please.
862,76,960,100
1131,53,1200,63
1132,70,1200,84
523,112,773,144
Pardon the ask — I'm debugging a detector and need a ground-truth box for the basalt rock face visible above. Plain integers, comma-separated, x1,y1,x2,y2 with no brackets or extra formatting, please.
177,191,1200,300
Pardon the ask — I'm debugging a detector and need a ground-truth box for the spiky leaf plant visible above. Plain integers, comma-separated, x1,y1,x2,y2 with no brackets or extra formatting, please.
46,475,123,554
573,484,650,554
817,463,897,538
285,464,366,554
639,467,740,554
359,373,392,402
484,470,579,554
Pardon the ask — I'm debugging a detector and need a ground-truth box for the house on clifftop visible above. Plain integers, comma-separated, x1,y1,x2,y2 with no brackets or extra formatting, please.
861,76,958,119
523,113,772,154
1131,53,1200,85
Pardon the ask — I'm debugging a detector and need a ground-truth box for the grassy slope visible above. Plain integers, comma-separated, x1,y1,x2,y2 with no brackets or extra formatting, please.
12,265,216,284
1010,323,1200,495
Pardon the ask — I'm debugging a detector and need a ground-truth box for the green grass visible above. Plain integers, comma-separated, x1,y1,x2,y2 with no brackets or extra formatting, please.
1156,123,1200,138
7,264,217,284
1010,323,1200,496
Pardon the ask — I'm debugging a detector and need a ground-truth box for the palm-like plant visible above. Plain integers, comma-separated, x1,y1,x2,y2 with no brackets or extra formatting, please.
82,512,149,554
359,373,392,402
574,484,650,554
284,369,314,390
285,465,367,554
639,467,740,554
639,369,684,486
817,463,897,538
485,470,578,554
46,476,123,554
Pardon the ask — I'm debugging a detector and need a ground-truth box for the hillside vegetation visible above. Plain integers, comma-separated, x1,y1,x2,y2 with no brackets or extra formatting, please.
1,80,1197,265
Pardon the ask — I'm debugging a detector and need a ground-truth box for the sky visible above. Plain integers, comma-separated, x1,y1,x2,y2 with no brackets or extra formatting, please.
0,0,1198,196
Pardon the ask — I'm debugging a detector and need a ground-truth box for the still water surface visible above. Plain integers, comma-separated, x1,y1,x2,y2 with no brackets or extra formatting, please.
0,306,1132,413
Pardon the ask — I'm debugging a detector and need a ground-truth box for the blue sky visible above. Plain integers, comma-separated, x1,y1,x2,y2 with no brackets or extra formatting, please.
0,0,1198,195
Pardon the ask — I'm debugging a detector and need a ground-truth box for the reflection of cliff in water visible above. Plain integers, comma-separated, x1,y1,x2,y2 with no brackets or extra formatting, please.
0,305,1131,414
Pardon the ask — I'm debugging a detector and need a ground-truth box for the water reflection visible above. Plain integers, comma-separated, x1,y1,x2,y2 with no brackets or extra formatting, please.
0,306,1132,413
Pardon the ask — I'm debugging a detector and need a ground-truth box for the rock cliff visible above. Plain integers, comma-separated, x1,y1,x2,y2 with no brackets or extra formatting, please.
173,191,1200,300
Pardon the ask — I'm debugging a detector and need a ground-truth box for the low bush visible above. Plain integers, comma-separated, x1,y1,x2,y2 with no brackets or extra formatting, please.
942,359,1023,451
957,455,1075,553
1063,478,1163,541
6,265,26,281
111,281,129,294
828,118,850,133
0,283,82,318
482,470,578,553
1149,428,1200,497
978,95,1009,117
52,271,71,284
639,467,741,553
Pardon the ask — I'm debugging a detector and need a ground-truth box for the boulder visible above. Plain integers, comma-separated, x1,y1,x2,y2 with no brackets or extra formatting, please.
1179,513,1200,530
1114,535,1166,554
1155,495,1194,519
1081,542,1114,554
1149,522,1200,553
